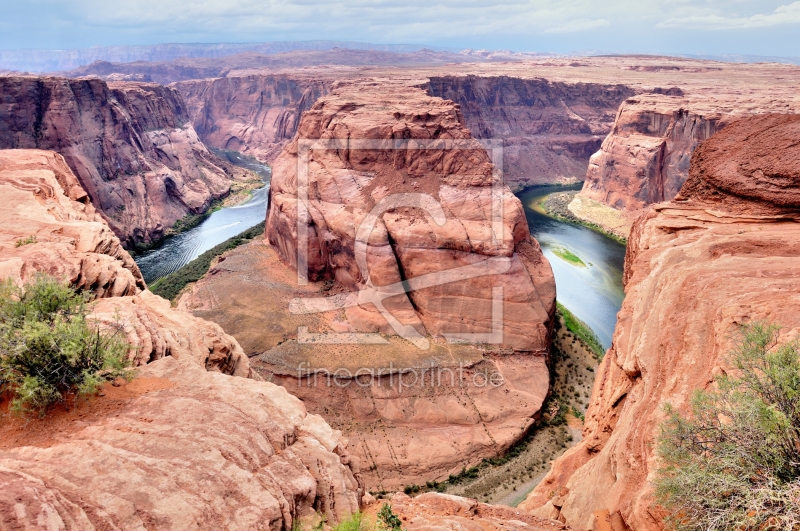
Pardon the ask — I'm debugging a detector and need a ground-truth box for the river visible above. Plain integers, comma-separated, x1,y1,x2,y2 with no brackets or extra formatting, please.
517,185,626,350
134,150,271,283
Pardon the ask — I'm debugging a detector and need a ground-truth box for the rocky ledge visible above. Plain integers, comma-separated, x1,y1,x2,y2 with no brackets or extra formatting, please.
521,114,800,530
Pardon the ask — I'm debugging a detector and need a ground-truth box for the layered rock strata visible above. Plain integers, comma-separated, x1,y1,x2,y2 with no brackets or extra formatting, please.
180,80,556,489
0,148,362,529
0,357,362,530
427,76,635,190
385,492,572,530
579,93,800,225
174,74,331,162
0,148,251,375
0,76,237,247
521,114,800,530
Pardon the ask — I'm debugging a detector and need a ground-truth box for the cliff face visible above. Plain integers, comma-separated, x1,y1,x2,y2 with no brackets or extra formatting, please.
427,76,635,190
0,148,363,529
580,94,725,211
0,76,236,247
266,80,555,352
521,114,800,530
174,74,331,162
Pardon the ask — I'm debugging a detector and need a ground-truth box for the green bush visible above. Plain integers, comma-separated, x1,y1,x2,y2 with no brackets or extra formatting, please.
0,274,132,415
377,504,402,531
655,322,800,531
331,512,374,531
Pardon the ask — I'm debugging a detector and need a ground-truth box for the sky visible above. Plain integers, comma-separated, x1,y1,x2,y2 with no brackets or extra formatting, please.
1,0,799,57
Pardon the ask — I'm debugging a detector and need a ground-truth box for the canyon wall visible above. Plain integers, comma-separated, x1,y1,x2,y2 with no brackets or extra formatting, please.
0,76,237,247
427,75,635,190
174,74,332,162
521,114,800,530
580,94,725,211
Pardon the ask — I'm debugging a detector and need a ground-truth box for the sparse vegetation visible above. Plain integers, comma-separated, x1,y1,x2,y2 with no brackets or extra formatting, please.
149,223,265,301
551,246,586,267
655,322,800,531
331,512,372,531
0,274,132,415
14,235,37,247
557,302,604,359
377,504,403,531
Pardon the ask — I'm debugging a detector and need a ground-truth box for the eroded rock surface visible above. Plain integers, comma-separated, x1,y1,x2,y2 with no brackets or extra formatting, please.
0,76,238,247
0,149,144,297
180,80,556,489
427,76,634,190
385,492,572,530
0,357,362,530
580,93,800,219
521,114,800,530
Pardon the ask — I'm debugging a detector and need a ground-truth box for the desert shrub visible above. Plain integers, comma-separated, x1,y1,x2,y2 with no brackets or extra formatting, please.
377,504,402,531
0,274,132,415
655,322,800,530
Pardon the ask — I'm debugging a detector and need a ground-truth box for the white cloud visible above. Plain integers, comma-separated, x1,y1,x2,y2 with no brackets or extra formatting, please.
658,1,800,29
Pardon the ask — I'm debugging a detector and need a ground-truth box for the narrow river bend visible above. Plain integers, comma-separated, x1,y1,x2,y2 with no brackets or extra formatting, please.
517,185,626,350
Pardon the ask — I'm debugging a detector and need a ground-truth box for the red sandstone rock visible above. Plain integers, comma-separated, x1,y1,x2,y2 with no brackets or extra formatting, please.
0,357,362,530
266,80,555,352
0,76,237,247
521,114,800,530
386,492,573,530
0,149,144,297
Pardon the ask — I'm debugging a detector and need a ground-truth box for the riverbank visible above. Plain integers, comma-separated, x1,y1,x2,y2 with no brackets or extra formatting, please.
540,191,629,244
393,308,601,506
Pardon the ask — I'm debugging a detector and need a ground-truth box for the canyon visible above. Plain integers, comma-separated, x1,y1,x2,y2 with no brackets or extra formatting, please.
521,113,800,530
2,48,800,530
0,76,247,248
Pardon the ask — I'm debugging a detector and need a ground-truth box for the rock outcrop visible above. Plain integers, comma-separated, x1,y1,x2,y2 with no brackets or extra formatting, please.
174,74,331,162
0,148,362,529
266,80,555,351
521,114,800,530
0,357,362,530
427,76,635,190
179,80,556,489
0,149,144,297
0,148,251,376
386,492,573,530
0,76,237,247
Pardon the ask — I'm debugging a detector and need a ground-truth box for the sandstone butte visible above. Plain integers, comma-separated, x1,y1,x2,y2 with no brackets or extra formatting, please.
520,113,800,530
178,79,557,490
0,76,246,248
0,149,363,529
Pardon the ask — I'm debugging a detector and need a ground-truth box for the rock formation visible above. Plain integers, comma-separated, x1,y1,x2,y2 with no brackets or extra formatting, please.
0,148,362,529
266,80,555,351
386,492,573,530
0,75,238,247
521,114,800,530
174,74,331,162
0,149,144,297
179,80,556,489
0,357,362,530
0,148,251,375
427,76,634,190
